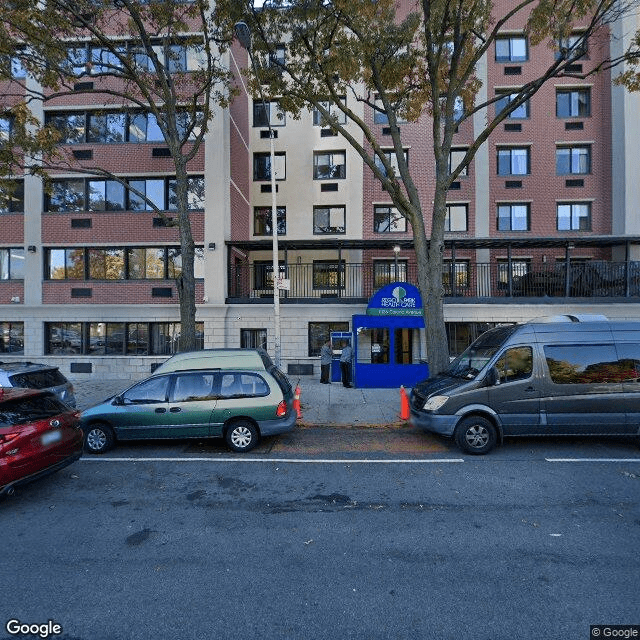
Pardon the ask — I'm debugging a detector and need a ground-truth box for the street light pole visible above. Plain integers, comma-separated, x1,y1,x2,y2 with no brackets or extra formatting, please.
235,21,281,368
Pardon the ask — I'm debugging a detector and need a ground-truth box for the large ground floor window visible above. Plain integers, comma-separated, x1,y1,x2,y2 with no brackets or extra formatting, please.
308,321,349,357
45,321,204,356
0,322,24,354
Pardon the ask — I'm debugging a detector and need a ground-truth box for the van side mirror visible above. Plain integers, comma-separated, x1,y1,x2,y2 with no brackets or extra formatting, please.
485,367,500,386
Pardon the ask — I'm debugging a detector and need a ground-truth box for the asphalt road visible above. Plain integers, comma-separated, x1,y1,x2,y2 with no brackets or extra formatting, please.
2,433,639,640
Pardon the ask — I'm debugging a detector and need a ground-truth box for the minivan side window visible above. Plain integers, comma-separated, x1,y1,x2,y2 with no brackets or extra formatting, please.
494,346,533,383
543,344,634,384
219,373,269,398
171,372,215,402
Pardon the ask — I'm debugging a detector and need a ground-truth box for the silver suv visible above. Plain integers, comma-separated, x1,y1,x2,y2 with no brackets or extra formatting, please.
0,362,76,407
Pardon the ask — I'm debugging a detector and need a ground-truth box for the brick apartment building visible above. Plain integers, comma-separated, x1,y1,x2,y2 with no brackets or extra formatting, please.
1,2,640,381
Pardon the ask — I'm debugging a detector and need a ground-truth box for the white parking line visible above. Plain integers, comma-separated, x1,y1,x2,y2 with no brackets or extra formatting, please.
546,458,640,463
81,457,465,464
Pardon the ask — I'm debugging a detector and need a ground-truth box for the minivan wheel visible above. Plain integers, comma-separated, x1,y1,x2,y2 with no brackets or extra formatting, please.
454,416,497,455
225,420,259,453
85,422,115,454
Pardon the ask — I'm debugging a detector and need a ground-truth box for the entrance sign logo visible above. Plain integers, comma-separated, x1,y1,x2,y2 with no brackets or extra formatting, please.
367,282,423,316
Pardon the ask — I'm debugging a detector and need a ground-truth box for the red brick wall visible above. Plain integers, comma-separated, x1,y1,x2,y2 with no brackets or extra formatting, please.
0,214,24,243
0,282,24,305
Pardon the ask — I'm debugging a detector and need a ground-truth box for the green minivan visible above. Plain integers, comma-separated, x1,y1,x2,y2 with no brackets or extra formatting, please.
80,365,295,454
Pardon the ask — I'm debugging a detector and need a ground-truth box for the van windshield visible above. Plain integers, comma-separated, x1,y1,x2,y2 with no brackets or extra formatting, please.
446,325,517,380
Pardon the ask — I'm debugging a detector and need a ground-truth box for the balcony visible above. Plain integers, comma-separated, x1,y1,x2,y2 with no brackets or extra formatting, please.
227,260,640,303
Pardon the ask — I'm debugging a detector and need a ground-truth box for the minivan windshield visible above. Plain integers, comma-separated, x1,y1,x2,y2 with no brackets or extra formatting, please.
446,325,517,380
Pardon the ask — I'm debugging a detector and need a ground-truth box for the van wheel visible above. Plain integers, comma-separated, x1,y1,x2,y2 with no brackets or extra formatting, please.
85,422,115,454
225,420,259,453
454,416,497,455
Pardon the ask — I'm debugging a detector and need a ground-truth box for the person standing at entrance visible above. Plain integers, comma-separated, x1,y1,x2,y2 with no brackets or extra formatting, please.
340,343,353,388
320,340,331,384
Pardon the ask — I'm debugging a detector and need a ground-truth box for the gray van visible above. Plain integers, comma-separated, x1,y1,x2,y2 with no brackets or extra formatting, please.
410,315,640,454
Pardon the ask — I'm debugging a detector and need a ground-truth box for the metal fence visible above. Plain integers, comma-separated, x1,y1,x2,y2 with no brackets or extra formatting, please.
227,260,640,301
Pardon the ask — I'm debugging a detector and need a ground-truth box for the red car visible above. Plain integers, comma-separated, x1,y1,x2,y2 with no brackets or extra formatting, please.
0,388,83,498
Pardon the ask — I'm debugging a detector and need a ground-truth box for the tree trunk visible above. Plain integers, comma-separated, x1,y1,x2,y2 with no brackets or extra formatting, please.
173,160,198,353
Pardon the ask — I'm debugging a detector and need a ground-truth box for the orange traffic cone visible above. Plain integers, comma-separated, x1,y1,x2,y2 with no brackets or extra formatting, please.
399,385,410,420
293,384,302,419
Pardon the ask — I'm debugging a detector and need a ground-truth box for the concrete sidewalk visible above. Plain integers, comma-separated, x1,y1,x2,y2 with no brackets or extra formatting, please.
72,375,408,427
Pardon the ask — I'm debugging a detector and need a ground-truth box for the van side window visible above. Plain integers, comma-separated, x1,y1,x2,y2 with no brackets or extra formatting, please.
219,373,269,398
543,344,633,384
494,346,533,383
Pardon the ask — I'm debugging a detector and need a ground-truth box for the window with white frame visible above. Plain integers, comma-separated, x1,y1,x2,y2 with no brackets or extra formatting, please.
497,147,530,176
556,145,591,174
557,202,591,231
373,205,407,233
313,151,346,179
497,203,530,231
445,204,468,232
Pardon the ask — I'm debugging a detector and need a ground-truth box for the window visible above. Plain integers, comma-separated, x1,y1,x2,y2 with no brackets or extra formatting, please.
556,34,588,60
442,260,469,289
313,206,346,234
2,50,27,79
308,321,349,357
445,204,468,232
556,145,591,175
123,376,169,403
449,148,468,177
374,149,408,178
0,248,24,280
0,115,13,142
0,180,24,213
313,97,347,126
373,205,407,233
253,100,285,127
87,112,126,143
46,112,86,144
497,203,530,231
172,372,216,402
45,176,204,212
88,179,126,211
265,44,286,69
0,322,23,354
241,328,267,350
495,35,528,62
446,322,503,358
46,248,85,279
64,45,89,76
254,261,286,291
495,91,529,119
254,206,286,236
373,260,408,288
253,152,286,181
313,151,346,179
373,96,407,125
313,260,345,290
557,202,591,231
544,344,633,384
556,88,590,118
45,321,203,356
497,259,530,290
494,346,533,383
497,147,530,176
90,45,126,74
88,249,125,280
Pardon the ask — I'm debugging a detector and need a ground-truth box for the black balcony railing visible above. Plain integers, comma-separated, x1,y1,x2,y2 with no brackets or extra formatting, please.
227,260,640,301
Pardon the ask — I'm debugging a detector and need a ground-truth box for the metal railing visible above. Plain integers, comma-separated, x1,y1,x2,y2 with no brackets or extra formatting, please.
227,261,640,301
